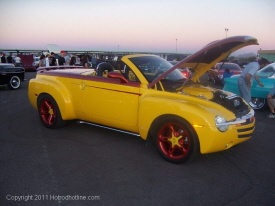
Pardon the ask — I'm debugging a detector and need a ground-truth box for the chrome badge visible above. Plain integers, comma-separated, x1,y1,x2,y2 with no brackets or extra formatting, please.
233,99,240,107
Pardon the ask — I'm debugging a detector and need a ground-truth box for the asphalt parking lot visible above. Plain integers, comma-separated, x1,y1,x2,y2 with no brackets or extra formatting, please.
1,72,275,206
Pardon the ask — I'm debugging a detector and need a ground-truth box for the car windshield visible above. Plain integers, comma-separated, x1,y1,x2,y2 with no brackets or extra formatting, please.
257,63,275,78
218,63,240,71
129,56,188,92
129,56,186,83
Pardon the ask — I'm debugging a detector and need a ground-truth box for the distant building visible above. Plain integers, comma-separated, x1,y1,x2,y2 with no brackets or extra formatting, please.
258,50,275,62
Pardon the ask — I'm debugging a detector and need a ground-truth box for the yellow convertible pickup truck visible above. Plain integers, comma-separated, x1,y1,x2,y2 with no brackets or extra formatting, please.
28,36,257,163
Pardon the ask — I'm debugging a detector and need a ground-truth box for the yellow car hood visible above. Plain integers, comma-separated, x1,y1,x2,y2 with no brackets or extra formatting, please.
149,36,258,88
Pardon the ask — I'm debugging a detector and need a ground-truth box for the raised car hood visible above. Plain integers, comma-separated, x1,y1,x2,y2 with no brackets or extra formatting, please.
149,36,258,88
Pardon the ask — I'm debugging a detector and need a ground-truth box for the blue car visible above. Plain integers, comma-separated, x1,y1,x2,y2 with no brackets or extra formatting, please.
223,62,275,109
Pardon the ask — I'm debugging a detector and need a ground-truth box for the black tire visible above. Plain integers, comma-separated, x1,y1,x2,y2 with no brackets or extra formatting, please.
37,94,66,129
7,76,21,90
250,97,266,110
153,116,199,164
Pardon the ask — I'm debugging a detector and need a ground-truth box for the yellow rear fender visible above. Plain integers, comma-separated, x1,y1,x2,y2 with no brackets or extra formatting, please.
28,78,76,120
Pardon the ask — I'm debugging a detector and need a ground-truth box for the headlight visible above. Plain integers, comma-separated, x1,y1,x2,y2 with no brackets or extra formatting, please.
215,116,229,132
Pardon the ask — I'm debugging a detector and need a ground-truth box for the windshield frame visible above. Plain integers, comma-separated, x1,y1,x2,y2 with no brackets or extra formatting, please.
257,63,275,78
128,56,187,83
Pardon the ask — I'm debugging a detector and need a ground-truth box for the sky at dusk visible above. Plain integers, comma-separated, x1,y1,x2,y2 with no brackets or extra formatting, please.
0,0,275,56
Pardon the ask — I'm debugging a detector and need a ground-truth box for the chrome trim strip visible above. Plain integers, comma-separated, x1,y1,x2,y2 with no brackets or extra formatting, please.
226,94,238,100
77,120,140,137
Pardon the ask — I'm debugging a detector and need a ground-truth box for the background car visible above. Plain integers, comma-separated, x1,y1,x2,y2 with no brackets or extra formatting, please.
32,56,40,68
17,54,36,71
0,63,25,89
169,61,192,78
208,62,242,84
223,62,275,109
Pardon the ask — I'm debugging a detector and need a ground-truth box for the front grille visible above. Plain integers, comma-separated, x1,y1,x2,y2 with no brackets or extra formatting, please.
237,126,255,133
237,124,254,138
238,133,253,138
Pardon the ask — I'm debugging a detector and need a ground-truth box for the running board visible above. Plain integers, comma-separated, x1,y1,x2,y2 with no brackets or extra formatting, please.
77,120,140,137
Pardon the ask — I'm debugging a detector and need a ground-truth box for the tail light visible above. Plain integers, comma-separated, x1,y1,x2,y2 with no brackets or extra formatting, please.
181,71,189,78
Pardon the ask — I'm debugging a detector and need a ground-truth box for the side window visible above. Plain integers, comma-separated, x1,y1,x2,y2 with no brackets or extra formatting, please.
128,70,137,81
123,65,140,82
258,66,275,77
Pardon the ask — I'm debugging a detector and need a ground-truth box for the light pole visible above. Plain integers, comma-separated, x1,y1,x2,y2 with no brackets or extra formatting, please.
176,39,178,52
225,28,229,38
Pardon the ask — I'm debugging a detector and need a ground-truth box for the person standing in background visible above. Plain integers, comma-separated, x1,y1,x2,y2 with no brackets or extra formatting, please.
7,54,13,63
81,55,89,68
69,56,76,66
58,51,66,66
62,51,70,66
75,55,81,66
1,53,6,63
49,52,57,66
14,55,21,67
221,68,233,84
45,53,50,67
238,57,268,105
92,55,97,68
267,82,275,118
38,55,46,67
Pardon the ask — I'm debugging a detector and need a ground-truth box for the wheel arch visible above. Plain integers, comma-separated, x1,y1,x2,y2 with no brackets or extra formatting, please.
138,95,217,141
146,114,200,151
37,93,67,128
153,113,199,135
29,78,77,120
37,91,76,120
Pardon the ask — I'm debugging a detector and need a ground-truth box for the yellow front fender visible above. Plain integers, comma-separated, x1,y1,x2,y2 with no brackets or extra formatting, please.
137,96,217,139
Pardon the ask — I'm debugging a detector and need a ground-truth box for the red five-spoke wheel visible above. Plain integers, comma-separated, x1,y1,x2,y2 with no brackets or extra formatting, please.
38,94,66,129
40,99,56,126
154,117,199,164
